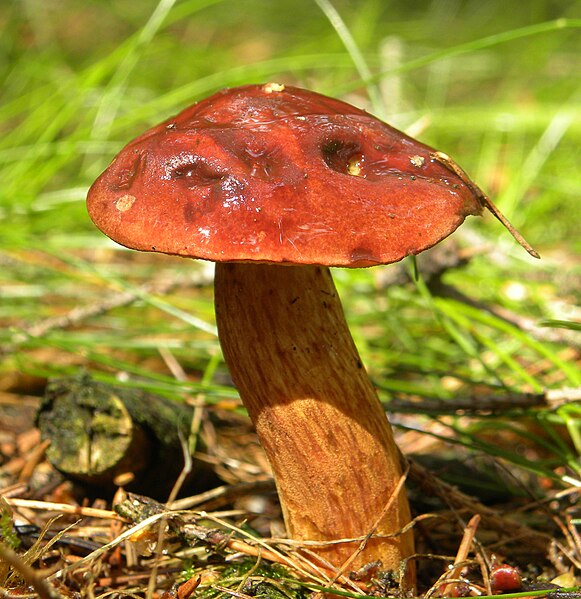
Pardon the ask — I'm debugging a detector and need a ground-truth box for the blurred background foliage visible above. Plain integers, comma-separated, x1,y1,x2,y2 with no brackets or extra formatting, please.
1,0,579,248
0,0,579,446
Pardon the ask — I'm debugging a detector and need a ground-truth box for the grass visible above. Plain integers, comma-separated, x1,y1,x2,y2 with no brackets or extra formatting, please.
0,0,580,595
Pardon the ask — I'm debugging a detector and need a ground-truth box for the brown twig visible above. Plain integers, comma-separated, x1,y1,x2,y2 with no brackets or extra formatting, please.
430,151,540,259
0,543,63,599
439,514,481,597
18,439,51,483
1,270,212,355
169,480,276,511
387,386,581,415
408,459,550,553
4,498,122,521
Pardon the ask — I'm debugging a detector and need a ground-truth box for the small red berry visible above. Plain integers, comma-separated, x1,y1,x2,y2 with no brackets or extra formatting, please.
490,564,523,592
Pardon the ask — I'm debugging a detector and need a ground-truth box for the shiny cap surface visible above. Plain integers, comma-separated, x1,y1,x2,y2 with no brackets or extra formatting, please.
87,84,482,267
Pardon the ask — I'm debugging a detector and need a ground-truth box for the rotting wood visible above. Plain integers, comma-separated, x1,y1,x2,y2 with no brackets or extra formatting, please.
37,373,214,499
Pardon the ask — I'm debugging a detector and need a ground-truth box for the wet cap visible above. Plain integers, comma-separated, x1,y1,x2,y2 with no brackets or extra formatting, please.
87,83,483,267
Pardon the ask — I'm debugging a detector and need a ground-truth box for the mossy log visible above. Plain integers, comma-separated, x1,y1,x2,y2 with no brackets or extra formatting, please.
37,373,212,498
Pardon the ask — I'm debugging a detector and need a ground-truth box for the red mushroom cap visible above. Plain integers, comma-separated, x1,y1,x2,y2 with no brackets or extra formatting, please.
87,83,483,267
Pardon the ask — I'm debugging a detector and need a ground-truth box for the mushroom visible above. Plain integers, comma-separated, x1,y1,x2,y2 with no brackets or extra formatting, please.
87,83,537,586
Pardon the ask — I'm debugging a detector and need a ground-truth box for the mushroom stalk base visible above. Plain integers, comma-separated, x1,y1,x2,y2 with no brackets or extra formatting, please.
215,263,414,581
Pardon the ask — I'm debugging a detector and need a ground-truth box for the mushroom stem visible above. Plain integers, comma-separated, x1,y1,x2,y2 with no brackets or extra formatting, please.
215,263,414,581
